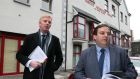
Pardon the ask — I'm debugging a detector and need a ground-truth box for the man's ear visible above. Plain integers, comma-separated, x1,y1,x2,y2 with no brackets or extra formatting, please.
93,35,96,40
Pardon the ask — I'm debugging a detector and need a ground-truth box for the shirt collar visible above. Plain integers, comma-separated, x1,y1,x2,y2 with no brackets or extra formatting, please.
96,44,108,54
39,31,49,36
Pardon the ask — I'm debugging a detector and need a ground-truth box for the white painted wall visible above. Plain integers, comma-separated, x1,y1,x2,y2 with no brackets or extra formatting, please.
0,0,63,39
119,0,131,35
66,23,74,69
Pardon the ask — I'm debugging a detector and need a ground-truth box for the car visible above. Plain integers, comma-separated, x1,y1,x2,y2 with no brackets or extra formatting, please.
130,57,140,77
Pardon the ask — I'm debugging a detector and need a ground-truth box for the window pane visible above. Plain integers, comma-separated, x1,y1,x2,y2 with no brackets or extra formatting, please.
42,1,49,10
41,0,52,11
89,22,94,41
73,55,79,66
78,17,84,24
73,17,77,23
78,24,84,38
73,24,78,37
73,45,81,67
3,39,18,73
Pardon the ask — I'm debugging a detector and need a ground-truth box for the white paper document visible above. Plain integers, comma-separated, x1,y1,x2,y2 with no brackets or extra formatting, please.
102,74,121,79
28,46,47,72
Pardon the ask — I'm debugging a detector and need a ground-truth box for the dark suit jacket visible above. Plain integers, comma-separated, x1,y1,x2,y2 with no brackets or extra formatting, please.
74,45,138,79
16,32,63,79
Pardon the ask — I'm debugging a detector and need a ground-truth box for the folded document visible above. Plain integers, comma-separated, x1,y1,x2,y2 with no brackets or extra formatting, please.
102,71,123,79
28,46,47,72
102,74,121,79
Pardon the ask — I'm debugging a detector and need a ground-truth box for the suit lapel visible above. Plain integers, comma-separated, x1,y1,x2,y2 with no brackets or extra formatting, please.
46,35,53,56
36,32,41,47
109,45,116,71
91,46,101,78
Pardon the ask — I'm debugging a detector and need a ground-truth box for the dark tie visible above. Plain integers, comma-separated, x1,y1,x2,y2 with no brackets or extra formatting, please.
41,35,47,49
99,48,105,77
40,35,47,79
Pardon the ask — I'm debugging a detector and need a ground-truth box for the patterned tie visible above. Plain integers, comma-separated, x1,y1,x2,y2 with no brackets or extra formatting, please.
99,48,105,77
41,35,47,49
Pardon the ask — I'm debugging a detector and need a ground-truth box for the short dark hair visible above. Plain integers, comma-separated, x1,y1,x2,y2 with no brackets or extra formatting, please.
93,24,110,35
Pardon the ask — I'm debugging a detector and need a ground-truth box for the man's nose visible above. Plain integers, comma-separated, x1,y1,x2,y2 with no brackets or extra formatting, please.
46,21,49,24
104,33,108,36
45,21,50,25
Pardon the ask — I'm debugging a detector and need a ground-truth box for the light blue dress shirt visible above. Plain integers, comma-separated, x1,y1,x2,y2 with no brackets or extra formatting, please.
96,45,110,75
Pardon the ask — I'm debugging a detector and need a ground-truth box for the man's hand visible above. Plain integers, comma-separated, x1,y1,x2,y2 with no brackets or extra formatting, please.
30,60,42,69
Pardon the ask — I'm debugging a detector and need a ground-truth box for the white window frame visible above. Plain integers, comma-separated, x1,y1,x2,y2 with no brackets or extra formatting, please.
73,16,86,39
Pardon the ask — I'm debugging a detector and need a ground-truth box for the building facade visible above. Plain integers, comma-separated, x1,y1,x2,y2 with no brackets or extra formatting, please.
0,0,132,76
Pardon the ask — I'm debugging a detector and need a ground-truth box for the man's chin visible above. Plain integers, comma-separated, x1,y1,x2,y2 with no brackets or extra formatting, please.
102,43,108,47
44,29,49,31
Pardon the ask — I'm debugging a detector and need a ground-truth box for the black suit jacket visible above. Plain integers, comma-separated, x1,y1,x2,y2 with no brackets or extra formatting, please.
16,32,63,79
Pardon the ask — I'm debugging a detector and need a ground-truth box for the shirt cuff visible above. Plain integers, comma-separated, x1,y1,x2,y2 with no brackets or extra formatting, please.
25,60,32,68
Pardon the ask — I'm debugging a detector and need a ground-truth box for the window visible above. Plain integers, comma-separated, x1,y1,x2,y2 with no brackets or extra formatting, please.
112,5,115,16
0,32,25,75
73,45,81,68
41,0,52,11
126,38,129,48
121,35,125,47
110,30,113,44
116,33,120,46
88,21,94,41
104,0,109,11
14,0,30,5
73,16,86,39
125,16,127,25
3,39,18,73
111,31,120,45
120,12,123,22
112,31,116,45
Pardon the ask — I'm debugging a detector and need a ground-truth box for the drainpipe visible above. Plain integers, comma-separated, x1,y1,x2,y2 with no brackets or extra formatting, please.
65,0,68,71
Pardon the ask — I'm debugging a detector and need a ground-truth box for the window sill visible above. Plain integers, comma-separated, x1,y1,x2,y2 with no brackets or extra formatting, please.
13,0,30,7
40,8,52,14
72,38,87,43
